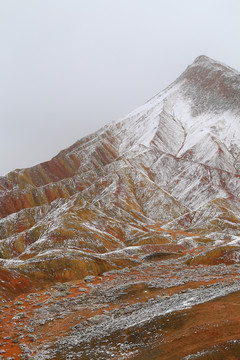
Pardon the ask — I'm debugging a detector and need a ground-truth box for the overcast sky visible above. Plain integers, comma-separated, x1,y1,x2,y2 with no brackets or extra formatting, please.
1,0,240,175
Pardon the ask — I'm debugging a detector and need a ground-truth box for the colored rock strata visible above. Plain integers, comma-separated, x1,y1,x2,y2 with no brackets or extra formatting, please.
0,55,240,359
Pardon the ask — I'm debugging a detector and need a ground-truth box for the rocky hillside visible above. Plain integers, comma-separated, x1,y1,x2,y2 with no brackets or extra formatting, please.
0,55,240,359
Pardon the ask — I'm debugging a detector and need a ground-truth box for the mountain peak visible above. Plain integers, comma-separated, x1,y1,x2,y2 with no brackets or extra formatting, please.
190,54,239,75
194,54,213,63
176,55,240,116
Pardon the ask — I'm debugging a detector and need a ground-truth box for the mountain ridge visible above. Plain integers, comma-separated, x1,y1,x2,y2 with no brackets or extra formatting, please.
1,55,240,359
0,55,239,269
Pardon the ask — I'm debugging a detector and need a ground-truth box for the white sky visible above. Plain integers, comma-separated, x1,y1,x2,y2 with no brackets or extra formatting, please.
0,0,240,175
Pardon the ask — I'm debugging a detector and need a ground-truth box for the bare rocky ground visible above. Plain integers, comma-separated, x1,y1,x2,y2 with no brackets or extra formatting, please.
1,252,240,360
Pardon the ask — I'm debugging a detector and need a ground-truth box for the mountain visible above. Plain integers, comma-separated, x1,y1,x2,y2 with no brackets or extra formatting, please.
1,55,240,359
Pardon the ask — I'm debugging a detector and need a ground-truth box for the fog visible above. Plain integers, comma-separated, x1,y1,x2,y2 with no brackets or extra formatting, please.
1,0,239,175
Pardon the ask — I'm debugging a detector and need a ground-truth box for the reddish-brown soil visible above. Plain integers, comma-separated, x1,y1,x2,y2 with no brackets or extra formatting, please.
1,257,240,359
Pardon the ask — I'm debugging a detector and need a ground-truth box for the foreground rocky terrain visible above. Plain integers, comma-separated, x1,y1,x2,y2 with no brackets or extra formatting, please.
0,55,240,359
1,256,240,359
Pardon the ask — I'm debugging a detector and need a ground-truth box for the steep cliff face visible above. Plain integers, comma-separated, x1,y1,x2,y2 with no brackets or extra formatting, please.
1,55,240,359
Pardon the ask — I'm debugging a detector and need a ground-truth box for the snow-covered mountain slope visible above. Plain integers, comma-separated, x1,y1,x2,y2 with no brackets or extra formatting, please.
0,55,240,285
